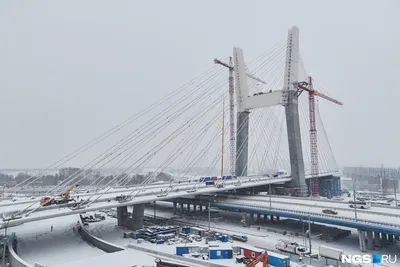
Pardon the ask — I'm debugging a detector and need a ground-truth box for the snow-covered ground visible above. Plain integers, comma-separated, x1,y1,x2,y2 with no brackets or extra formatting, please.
143,203,400,266
14,215,104,266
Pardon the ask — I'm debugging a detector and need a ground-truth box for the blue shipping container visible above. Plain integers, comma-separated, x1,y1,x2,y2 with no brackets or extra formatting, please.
209,248,233,259
268,253,290,267
182,226,190,234
176,246,189,256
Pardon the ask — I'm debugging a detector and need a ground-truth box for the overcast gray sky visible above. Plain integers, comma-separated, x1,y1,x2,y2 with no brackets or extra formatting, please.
1,0,399,169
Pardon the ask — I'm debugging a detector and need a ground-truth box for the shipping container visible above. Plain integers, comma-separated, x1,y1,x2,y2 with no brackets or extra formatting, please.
268,251,290,267
209,248,233,259
182,226,190,234
176,246,199,256
240,245,264,259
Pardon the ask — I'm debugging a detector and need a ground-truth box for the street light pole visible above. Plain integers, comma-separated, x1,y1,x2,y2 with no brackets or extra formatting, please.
393,180,398,208
352,177,358,220
2,220,8,265
208,200,211,231
308,214,312,254
269,184,272,209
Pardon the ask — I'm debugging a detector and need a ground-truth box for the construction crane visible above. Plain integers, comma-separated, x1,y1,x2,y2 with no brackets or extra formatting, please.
294,77,343,196
214,58,266,176
246,251,269,267
40,184,79,206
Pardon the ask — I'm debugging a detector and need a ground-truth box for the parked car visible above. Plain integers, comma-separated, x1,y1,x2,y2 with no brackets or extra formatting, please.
322,209,338,215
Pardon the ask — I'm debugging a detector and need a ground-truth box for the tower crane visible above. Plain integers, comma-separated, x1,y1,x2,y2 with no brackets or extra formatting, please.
294,77,342,196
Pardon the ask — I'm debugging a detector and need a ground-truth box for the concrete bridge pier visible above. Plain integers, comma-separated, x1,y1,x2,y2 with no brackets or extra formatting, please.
187,203,190,212
199,205,203,212
358,230,367,252
180,203,184,212
116,204,144,230
117,206,128,227
129,204,145,230
374,231,381,247
276,216,280,222
257,214,261,222
270,215,274,223
173,202,177,214
382,233,388,244
366,231,374,250
388,234,394,242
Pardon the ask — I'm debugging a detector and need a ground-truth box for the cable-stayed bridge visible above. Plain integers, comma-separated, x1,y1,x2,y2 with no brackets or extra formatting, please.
3,26,396,252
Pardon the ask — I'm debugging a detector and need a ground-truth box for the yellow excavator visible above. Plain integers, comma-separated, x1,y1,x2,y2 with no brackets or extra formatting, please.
40,184,79,206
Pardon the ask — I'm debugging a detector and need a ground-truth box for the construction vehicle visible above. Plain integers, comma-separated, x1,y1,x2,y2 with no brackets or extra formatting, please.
40,184,79,207
246,251,268,267
276,240,306,256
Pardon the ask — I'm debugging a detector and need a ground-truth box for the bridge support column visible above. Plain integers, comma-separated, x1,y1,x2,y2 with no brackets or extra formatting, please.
388,234,394,242
117,206,128,227
374,232,381,247
173,202,177,214
193,204,197,213
270,216,274,223
382,233,388,244
283,26,308,197
199,205,203,212
180,203,184,212
125,204,145,230
358,230,367,252
257,214,261,222
366,231,374,250
187,203,190,212
276,216,280,222
235,111,250,176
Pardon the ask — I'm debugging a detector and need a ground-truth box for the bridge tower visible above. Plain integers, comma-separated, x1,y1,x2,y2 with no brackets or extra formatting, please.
282,26,308,196
233,26,308,196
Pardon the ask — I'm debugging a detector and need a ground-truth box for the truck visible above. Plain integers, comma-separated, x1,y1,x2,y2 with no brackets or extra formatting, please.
349,200,371,209
319,245,343,260
40,184,79,206
275,240,307,256
231,235,248,242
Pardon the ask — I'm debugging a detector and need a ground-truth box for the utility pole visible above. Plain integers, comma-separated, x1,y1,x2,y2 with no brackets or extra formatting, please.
214,58,235,176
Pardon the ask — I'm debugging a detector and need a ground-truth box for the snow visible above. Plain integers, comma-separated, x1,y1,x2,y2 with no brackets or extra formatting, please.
14,215,104,266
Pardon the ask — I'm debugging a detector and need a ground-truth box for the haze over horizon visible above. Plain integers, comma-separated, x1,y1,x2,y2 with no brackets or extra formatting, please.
1,1,399,170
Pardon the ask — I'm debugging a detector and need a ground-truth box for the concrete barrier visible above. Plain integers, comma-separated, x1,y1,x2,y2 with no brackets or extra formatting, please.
7,234,33,267
127,244,226,267
77,216,124,253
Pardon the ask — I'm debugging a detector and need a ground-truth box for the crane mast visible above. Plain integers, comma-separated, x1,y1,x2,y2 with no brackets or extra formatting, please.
214,58,236,176
308,77,319,195
294,77,342,196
